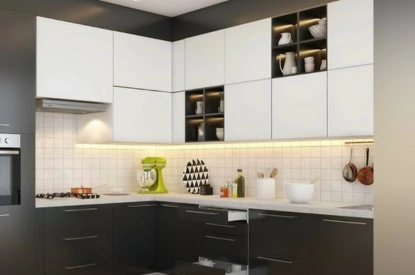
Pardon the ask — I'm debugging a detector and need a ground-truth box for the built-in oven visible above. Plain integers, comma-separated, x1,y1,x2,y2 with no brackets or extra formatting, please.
0,134,21,205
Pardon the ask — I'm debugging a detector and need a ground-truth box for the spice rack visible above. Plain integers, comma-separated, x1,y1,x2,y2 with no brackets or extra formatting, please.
272,5,327,78
185,86,224,142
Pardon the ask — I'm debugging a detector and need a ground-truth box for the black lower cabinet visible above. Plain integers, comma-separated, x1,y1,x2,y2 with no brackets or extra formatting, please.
308,214,373,275
113,202,157,275
249,252,308,275
0,205,35,275
45,258,112,275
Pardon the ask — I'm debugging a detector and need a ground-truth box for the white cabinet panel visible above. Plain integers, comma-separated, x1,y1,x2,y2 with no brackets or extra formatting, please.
328,65,373,137
225,80,272,141
225,18,271,84
328,0,373,69
172,92,185,143
185,30,225,90
37,17,113,103
173,40,185,92
272,72,327,139
114,32,172,92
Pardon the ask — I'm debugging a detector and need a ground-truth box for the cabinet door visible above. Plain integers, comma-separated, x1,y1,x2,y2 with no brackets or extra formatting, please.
0,10,35,134
225,80,272,141
113,203,157,275
173,40,185,92
172,92,185,143
328,0,373,69
328,65,373,137
225,18,271,84
37,17,113,103
113,87,172,143
309,214,373,275
0,205,35,275
249,252,308,275
272,72,327,139
185,30,225,90
114,32,172,92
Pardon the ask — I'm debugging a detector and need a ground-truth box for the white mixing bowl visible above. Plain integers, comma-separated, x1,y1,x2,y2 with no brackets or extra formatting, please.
308,24,326,38
284,183,314,203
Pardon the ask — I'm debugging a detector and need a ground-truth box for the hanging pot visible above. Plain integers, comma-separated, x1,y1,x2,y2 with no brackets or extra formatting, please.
357,148,374,185
342,148,357,182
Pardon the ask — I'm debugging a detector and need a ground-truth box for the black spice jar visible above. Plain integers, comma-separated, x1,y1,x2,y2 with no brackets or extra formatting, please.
200,184,213,195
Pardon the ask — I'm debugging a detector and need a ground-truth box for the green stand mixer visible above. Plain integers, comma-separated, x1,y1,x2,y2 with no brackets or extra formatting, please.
138,157,168,194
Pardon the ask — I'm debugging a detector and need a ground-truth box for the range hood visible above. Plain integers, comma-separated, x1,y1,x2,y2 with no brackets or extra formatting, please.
36,99,107,114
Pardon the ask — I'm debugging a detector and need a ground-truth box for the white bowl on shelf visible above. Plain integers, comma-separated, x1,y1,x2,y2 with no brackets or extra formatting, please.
284,183,314,203
216,128,224,141
308,24,326,38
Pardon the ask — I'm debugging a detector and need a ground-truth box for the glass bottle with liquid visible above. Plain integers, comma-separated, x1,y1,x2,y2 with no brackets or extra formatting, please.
235,168,245,198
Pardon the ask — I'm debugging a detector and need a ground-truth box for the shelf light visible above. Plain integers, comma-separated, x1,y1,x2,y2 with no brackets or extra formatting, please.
273,24,294,31
189,94,204,99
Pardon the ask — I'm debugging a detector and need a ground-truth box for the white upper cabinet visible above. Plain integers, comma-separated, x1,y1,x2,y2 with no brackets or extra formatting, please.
185,30,225,90
37,17,113,103
172,92,185,143
78,87,172,143
225,18,271,84
173,40,185,92
272,72,327,139
328,0,374,69
114,32,172,92
225,79,272,141
328,65,373,137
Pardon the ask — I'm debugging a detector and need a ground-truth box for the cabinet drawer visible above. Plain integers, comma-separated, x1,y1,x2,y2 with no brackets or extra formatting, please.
179,207,247,224
204,221,247,237
249,252,308,275
45,204,112,235
174,261,228,275
45,258,112,275
249,209,308,259
200,233,248,265
45,231,112,263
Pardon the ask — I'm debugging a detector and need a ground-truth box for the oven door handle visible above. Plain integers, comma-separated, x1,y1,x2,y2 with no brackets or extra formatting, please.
0,150,19,155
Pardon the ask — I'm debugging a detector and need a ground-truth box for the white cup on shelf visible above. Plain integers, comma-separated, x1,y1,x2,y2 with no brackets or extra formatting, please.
304,56,314,64
305,63,315,73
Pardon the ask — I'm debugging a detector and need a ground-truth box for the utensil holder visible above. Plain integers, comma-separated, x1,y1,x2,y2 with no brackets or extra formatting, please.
256,178,275,200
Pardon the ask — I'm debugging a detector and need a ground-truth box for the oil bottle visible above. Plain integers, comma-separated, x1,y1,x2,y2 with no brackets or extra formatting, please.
235,168,245,197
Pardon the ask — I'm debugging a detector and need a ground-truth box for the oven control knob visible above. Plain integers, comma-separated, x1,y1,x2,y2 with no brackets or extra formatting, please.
4,138,9,144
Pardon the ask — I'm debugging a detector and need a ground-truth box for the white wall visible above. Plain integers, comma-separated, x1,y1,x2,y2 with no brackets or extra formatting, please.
35,112,373,204
374,0,415,273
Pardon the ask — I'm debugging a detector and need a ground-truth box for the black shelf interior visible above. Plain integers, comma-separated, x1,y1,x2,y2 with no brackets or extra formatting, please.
185,86,225,142
272,13,297,48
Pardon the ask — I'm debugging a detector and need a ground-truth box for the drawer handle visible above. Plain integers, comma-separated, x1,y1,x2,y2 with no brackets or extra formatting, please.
0,150,19,155
128,204,157,208
0,214,10,217
186,210,219,215
63,208,98,212
257,256,293,265
64,235,98,241
323,219,367,225
161,204,179,208
0,124,10,127
65,263,98,270
205,222,236,228
205,235,236,242
258,213,297,219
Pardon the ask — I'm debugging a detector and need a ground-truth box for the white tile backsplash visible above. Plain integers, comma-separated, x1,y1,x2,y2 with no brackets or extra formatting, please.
35,112,374,203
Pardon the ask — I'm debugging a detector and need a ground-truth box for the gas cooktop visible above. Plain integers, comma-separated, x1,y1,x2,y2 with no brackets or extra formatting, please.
35,192,100,199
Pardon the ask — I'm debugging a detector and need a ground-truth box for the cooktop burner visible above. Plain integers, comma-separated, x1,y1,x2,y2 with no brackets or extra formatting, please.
35,192,100,199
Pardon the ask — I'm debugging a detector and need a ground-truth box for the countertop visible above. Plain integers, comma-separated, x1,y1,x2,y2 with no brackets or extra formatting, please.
35,193,373,219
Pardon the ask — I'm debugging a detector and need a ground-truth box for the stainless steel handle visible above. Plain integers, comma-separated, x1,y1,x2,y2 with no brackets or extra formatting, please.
0,124,10,127
323,219,367,225
161,204,179,208
65,263,98,270
205,235,236,242
64,235,98,241
0,214,10,217
0,150,19,155
258,256,293,265
186,210,219,215
258,213,297,219
205,222,236,228
63,208,98,212
128,204,157,208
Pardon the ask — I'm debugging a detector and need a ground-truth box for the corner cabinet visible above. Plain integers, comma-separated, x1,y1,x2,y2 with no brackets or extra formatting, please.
114,32,172,92
78,87,172,143
328,65,373,137
36,17,113,103
328,0,373,69
173,40,186,92
272,72,327,139
225,80,272,141
225,19,271,84
185,30,225,90
172,92,186,143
